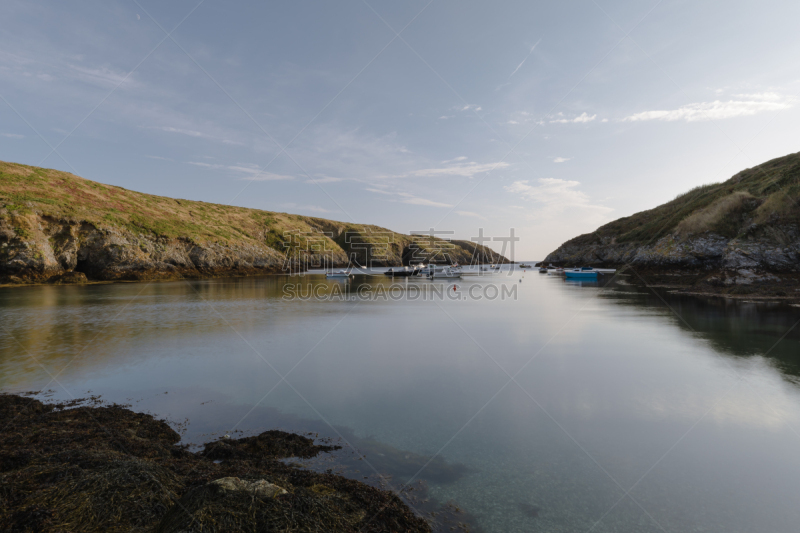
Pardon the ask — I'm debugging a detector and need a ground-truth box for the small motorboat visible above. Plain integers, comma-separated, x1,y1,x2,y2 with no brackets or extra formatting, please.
547,268,564,275
538,267,548,273
564,269,598,279
326,270,352,279
519,263,532,268
429,266,462,279
384,266,419,277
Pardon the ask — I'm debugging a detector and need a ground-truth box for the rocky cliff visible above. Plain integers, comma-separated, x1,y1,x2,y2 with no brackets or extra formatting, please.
0,161,507,285
545,151,800,291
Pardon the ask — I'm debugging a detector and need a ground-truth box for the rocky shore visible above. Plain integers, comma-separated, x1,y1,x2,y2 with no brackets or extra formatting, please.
0,160,507,287
0,393,441,533
544,150,800,301
545,233,800,300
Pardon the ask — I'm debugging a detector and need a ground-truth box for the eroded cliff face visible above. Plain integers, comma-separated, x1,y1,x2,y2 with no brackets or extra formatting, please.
0,212,507,285
0,212,298,284
544,230,800,273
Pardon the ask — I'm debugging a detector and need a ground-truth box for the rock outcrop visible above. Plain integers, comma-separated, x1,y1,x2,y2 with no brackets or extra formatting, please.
545,232,800,272
0,160,508,285
544,150,800,289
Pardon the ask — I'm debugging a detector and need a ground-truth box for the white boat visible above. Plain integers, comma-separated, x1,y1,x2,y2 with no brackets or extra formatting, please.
417,264,461,277
326,270,352,278
428,266,462,279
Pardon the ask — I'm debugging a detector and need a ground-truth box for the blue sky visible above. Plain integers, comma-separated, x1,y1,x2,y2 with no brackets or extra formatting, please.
1,0,799,259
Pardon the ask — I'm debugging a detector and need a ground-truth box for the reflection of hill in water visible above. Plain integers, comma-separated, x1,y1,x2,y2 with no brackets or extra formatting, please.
600,282,800,379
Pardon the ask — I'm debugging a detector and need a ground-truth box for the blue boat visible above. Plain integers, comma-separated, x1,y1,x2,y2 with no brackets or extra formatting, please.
564,269,598,279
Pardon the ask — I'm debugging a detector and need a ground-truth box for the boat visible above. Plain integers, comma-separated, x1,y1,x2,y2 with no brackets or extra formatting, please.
519,263,532,268
538,267,548,273
573,266,617,274
428,266,462,279
547,268,564,275
417,264,462,277
326,270,352,278
384,266,420,277
564,269,598,279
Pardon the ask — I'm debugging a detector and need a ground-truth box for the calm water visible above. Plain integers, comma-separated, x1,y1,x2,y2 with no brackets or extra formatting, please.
2,269,800,532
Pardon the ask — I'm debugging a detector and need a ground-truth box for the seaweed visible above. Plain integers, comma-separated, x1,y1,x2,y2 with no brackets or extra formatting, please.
0,393,431,533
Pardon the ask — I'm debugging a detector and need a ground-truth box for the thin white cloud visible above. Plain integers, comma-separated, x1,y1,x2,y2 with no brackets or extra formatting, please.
397,161,510,179
365,187,393,195
461,104,482,112
550,112,596,124
623,93,794,122
509,38,542,78
456,210,487,220
310,175,345,184
441,156,468,164
504,178,612,218
187,161,294,181
402,196,453,208
161,126,207,138
1,133,24,139
553,157,570,163
365,188,452,208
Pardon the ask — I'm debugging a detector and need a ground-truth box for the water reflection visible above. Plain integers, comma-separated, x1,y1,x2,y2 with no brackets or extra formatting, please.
2,273,800,533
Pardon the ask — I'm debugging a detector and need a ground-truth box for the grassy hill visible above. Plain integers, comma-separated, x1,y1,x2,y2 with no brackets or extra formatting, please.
0,161,505,283
560,151,800,249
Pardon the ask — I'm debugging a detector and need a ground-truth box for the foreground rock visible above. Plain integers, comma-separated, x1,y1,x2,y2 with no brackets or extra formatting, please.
0,394,431,533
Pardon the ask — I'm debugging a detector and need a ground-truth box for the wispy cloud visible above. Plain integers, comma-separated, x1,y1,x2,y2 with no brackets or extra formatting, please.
187,162,294,181
509,38,542,78
160,126,208,138
623,93,794,122
1,133,24,139
456,210,487,220
553,157,570,163
309,175,345,184
382,161,510,179
460,104,482,112
401,195,453,208
550,112,596,124
504,178,612,218
365,188,452,208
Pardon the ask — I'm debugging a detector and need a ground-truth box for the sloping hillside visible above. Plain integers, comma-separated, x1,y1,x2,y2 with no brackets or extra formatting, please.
545,151,800,277
0,161,505,284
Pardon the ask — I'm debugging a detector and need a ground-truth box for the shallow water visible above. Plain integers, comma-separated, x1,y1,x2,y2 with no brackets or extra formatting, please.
2,269,800,532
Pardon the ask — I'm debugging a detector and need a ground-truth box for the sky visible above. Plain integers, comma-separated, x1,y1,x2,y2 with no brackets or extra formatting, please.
1,0,799,260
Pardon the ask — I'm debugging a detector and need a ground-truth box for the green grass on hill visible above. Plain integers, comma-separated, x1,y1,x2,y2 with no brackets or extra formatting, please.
565,151,800,247
0,161,501,264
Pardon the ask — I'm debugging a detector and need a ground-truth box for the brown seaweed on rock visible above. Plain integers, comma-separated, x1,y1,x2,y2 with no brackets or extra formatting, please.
0,393,431,533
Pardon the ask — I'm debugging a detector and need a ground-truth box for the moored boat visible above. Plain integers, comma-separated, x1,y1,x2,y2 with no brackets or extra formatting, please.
326,270,352,279
564,269,598,279
384,266,420,277
428,266,462,279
